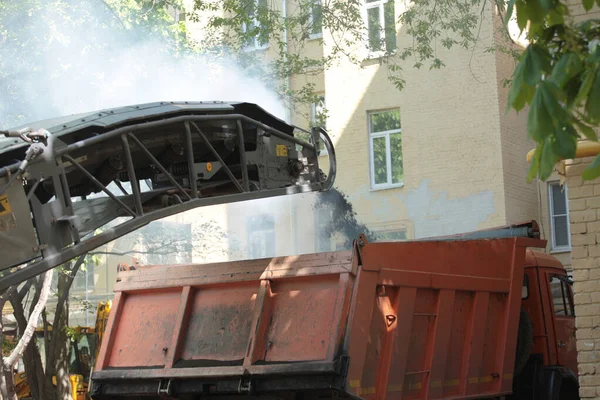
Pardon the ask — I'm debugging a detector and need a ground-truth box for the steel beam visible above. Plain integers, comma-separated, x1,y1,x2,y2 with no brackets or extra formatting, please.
0,183,322,292
126,133,192,201
53,114,315,158
62,155,136,218
190,122,244,193
236,120,250,192
184,121,198,198
120,134,143,215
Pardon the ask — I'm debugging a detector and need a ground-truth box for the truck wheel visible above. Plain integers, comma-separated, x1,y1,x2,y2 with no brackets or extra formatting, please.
514,309,533,376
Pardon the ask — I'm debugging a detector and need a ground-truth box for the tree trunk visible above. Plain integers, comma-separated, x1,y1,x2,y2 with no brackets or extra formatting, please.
9,287,46,399
1,270,53,399
0,367,8,399
0,296,17,400
45,256,85,400
52,270,72,400
2,364,18,400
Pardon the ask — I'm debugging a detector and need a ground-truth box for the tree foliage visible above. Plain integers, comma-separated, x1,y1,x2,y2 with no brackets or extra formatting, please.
504,0,600,181
0,0,191,129
187,0,600,181
190,0,489,120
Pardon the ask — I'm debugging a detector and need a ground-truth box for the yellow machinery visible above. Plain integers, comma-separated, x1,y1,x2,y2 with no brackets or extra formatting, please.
14,301,111,399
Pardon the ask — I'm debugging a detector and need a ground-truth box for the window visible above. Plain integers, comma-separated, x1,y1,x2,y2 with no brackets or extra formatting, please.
548,182,571,251
549,275,575,316
242,0,269,50
368,109,403,188
311,95,328,155
364,0,396,54
315,206,334,252
308,0,323,38
375,229,407,241
248,215,275,258
173,9,186,23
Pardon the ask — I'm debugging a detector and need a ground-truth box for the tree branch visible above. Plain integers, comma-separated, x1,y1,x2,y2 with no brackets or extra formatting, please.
16,279,34,301
5,270,52,368
53,255,86,327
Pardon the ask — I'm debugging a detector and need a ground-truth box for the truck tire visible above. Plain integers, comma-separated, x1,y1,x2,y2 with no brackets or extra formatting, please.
514,309,533,376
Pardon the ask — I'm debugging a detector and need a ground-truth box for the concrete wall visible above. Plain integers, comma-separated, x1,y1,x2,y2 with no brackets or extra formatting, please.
565,157,600,399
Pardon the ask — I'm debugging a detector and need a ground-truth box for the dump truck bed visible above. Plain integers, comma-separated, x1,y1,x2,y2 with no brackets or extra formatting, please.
91,235,543,400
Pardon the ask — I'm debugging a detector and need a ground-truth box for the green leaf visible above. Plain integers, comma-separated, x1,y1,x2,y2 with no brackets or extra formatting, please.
546,9,564,26
553,124,578,159
540,81,571,123
586,69,600,122
575,120,598,141
524,0,546,26
528,87,555,141
583,0,595,11
524,45,550,86
540,137,559,180
505,0,517,24
582,154,600,180
527,143,542,182
576,67,597,106
539,0,557,10
550,53,583,88
516,0,529,31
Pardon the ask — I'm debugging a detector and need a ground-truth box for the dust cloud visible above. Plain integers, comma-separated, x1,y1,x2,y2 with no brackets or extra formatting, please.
0,1,367,270
0,1,285,128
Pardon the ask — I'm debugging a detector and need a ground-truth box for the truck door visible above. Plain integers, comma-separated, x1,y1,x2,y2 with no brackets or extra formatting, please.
547,273,578,374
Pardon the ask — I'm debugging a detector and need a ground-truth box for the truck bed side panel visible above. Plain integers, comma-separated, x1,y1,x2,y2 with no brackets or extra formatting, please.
91,238,539,400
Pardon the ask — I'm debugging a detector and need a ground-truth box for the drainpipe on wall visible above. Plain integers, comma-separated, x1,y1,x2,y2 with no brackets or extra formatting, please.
282,0,292,123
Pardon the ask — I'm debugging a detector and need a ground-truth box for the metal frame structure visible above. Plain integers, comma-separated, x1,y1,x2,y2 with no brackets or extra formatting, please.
0,101,335,291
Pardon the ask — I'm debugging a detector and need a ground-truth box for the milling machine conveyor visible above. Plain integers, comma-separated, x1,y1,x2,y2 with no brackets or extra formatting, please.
0,101,335,290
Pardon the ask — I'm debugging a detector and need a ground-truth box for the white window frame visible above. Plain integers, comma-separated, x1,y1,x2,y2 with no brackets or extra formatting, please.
368,109,403,190
548,181,571,253
362,0,395,57
311,95,328,156
242,0,269,51
308,0,323,40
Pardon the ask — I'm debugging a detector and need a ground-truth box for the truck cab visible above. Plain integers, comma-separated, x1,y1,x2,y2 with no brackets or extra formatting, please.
512,250,579,399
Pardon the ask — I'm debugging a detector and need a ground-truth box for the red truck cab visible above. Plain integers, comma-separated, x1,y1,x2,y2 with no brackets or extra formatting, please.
512,250,578,399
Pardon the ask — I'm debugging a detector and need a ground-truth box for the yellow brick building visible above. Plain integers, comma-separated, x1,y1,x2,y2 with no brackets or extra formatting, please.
180,0,563,259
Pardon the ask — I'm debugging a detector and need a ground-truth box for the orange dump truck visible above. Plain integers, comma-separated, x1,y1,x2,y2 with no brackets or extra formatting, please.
90,221,579,400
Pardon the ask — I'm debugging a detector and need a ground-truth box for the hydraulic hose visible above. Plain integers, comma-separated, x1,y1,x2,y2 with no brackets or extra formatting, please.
318,127,336,191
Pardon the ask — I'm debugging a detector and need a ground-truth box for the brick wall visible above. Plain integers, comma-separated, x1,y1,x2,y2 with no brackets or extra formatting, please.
565,157,600,399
